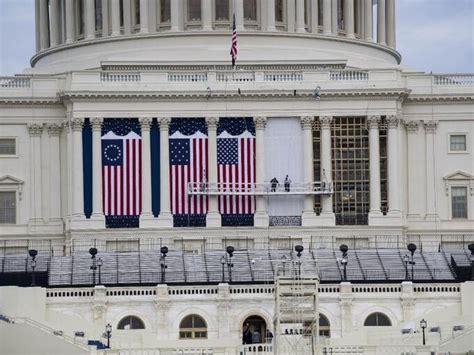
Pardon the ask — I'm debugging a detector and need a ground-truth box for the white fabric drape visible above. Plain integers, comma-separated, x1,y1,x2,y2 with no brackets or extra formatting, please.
264,118,304,216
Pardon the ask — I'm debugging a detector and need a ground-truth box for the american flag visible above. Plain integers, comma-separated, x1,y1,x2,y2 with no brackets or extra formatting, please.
169,120,208,215
102,131,142,217
230,13,238,67
217,129,255,215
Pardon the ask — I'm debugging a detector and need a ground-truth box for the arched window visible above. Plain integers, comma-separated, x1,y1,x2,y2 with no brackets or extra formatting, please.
117,316,145,330
179,315,208,339
242,315,268,344
364,312,392,326
319,314,330,337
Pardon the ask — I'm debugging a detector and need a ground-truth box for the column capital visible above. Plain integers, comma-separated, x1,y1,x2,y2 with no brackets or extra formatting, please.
253,116,267,130
158,117,171,131
386,115,400,129
205,117,219,130
319,116,333,129
90,117,103,131
424,120,438,133
405,120,420,133
71,117,85,131
139,117,153,131
27,123,44,137
46,123,63,136
300,116,315,130
367,116,381,129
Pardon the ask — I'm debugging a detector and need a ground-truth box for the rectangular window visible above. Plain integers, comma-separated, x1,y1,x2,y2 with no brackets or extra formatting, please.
0,191,16,224
215,0,230,21
0,138,16,155
187,0,201,21
243,0,257,21
275,0,284,23
160,0,171,22
95,0,103,31
450,134,467,152
451,187,468,219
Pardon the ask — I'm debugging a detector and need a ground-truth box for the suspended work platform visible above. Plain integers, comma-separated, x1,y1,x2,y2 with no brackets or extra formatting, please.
187,182,333,196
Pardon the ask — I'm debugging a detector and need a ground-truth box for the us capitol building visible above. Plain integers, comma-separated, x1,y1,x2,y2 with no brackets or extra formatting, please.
0,1,473,354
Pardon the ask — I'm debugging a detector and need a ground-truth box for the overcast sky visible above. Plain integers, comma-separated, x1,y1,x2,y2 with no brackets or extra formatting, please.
0,0,473,75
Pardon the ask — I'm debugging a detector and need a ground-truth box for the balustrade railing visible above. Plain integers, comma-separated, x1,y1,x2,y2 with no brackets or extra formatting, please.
100,72,141,82
330,70,369,81
187,182,333,195
433,74,474,86
168,73,208,82
216,71,255,82
264,72,303,81
0,77,31,88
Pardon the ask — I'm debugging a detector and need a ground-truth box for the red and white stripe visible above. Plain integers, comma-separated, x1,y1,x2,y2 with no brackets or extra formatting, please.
218,137,255,215
102,138,142,216
170,138,208,215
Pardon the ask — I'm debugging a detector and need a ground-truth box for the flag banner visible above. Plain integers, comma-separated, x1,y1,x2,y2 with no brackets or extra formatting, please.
230,13,238,67
169,118,208,227
217,118,255,227
102,118,142,228
264,118,304,226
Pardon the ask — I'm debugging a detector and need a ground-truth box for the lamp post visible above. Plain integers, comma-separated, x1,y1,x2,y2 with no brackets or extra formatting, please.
339,244,348,282
407,243,417,281
420,319,427,345
28,249,38,286
403,254,409,281
226,246,234,283
220,256,226,282
97,258,103,285
89,247,98,286
105,323,112,348
281,255,288,276
295,245,304,278
468,244,474,281
160,246,168,283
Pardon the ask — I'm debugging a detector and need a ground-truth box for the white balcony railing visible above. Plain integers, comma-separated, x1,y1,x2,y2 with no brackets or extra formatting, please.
241,343,274,354
100,72,141,82
216,71,256,82
433,74,474,86
264,72,303,82
0,77,31,88
330,70,369,81
187,182,333,196
168,73,208,82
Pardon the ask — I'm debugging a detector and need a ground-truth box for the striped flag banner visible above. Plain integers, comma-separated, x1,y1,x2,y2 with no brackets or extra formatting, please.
169,131,208,215
102,131,142,218
230,13,238,67
217,130,256,215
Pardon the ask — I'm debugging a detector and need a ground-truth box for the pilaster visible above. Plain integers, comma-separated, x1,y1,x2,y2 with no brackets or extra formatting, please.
157,117,173,227
28,123,44,229
424,120,439,222
406,121,424,221
367,116,384,225
206,117,221,227
154,284,170,338
301,116,317,226
217,283,231,338
71,117,86,226
386,115,402,224
339,282,353,335
46,123,63,226
400,281,415,322
90,118,106,226
254,117,269,227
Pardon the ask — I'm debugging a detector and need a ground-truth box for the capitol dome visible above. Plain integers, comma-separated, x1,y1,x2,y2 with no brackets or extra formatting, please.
32,0,399,73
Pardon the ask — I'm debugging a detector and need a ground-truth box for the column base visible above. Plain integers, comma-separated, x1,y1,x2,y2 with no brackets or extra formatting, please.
28,219,63,234
254,211,269,227
302,211,318,227
368,211,386,226
157,212,173,228
206,211,221,228
369,210,403,226
70,214,105,229
424,214,439,222
139,213,160,228
407,214,422,222
314,212,336,226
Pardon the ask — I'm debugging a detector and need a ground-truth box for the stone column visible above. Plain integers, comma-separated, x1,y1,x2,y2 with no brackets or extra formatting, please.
111,0,121,36
39,0,50,50
90,118,105,224
123,0,132,34
139,117,157,227
322,0,332,34
202,0,213,30
102,0,109,37
85,0,96,40
72,118,86,221
386,0,395,48
235,0,244,31
310,0,319,33
296,0,306,33
344,0,355,38
206,117,221,227
49,0,60,46
301,116,317,226
424,120,439,222
287,0,296,32
406,121,423,221
363,0,373,41
331,0,338,35
339,282,353,336
35,0,41,52
387,115,401,219
267,0,276,31
400,282,415,321
47,124,63,224
171,0,184,31
28,124,44,225
254,117,269,227
65,0,75,43
140,0,149,33
377,0,386,45
157,117,173,227
367,116,382,222
319,116,335,225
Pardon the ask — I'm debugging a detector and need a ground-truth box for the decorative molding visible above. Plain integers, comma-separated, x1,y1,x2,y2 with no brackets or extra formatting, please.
46,123,63,136
319,116,333,129
366,116,381,129
424,120,439,133
138,117,153,131
158,117,171,130
27,123,43,137
205,117,219,130
443,171,474,196
253,116,267,130
90,117,103,131
404,120,420,133
71,117,85,131
386,115,400,129
300,116,315,130
0,175,24,200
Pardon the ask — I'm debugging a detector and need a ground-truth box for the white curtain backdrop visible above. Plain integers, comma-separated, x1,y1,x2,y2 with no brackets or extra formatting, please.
264,118,304,216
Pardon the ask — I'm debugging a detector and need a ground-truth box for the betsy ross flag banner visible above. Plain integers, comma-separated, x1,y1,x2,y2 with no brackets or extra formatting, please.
230,13,238,67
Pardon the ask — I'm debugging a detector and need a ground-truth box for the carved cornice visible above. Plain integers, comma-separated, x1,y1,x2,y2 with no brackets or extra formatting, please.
46,123,63,136
404,121,420,133
424,120,439,133
205,117,219,130
90,117,103,131
158,117,171,130
253,116,267,130
405,94,474,103
366,115,381,129
319,116,333,129
386,115,400,129
71,117,85,131
27,123,43,137
139,117,153,131
300,116,314,130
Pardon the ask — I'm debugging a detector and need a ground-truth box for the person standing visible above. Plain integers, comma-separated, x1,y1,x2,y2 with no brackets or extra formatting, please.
270,177,279,192
284,175,291,192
